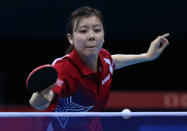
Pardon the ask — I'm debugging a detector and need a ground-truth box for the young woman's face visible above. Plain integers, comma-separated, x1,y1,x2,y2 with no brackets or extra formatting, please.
68,15,104,57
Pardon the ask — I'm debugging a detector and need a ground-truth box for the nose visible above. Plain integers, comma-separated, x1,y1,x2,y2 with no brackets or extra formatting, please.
88,30,95,41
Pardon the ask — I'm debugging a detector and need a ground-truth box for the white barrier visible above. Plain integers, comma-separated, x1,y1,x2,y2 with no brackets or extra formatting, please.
1,111,187,118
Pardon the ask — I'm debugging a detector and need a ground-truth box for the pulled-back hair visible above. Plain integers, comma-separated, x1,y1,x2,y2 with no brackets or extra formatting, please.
66,6,104,53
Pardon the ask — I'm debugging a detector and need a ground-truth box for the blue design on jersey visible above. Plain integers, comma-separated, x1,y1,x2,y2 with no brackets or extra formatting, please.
54,96,94,128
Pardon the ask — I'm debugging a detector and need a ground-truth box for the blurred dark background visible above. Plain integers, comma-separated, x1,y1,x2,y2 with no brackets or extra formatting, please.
0,0,186,108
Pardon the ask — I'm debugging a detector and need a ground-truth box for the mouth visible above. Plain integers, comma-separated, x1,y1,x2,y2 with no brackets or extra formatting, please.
86,46,97,48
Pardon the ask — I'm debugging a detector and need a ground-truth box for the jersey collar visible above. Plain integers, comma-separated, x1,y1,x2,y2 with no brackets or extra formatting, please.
69,48,107,76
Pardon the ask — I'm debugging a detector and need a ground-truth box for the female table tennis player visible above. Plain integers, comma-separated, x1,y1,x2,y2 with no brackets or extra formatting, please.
29,6,169,130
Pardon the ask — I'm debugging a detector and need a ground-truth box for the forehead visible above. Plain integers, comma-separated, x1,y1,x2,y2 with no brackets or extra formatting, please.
77,16,103,28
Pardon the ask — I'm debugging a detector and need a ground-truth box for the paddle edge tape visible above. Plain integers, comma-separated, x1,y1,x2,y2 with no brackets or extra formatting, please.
26,64,58,93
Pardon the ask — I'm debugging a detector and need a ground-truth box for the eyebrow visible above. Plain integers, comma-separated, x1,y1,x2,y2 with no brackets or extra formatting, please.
79,24,102,28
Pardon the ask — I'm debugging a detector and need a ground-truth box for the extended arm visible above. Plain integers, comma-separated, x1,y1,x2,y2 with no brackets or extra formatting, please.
112,33,169,70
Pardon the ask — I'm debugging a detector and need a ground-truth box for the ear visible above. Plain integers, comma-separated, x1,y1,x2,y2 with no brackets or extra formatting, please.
67,33,74,45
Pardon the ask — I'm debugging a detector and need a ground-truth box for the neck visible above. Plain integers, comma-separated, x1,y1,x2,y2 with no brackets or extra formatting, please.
80,54,99,73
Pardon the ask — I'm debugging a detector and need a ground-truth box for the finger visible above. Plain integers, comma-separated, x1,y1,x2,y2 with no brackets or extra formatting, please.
48,82,56,90
152,36,162,48
39,82,56,94
160,33,170,39
162,38,169,45
159,39,169,52
156,33,169,45
151,33,169,48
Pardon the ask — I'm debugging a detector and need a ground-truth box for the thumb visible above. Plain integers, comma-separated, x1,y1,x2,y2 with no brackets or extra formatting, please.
159,39,169,52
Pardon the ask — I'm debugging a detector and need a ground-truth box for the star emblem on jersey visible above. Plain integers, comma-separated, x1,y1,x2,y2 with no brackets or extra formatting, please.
53,96,94,128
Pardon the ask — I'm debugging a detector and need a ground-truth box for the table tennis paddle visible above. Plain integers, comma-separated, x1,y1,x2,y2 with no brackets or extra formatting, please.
26,64,58,93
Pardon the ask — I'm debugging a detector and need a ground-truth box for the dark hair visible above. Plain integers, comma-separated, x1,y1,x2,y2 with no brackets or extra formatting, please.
65,6,104,54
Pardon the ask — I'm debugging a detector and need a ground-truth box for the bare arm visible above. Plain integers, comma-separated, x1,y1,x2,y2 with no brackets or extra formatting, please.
112,33,169,70
112,53,149,69
29,83,55,110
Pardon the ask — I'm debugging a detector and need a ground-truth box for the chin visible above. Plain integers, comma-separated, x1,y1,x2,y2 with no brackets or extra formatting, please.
86,50,99,57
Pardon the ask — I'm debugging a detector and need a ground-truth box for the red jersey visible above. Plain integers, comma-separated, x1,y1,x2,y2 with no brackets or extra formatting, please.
44,48,115,130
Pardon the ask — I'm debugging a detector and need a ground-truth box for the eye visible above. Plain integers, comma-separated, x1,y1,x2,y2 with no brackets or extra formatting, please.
79,30,87,33
95,29,101,33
